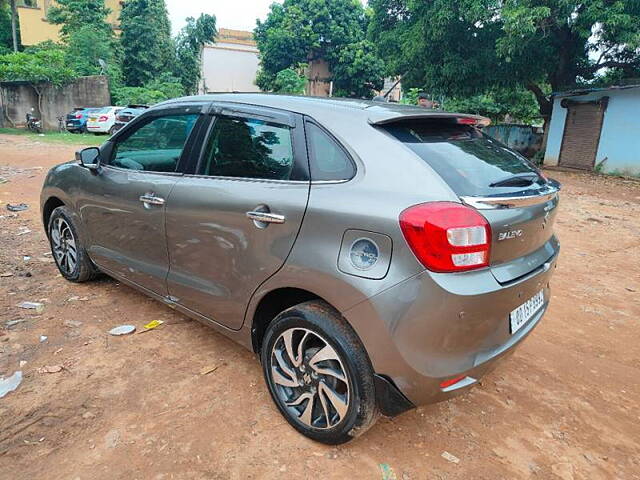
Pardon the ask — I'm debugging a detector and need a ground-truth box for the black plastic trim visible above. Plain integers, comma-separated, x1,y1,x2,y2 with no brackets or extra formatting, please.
374,374,415,417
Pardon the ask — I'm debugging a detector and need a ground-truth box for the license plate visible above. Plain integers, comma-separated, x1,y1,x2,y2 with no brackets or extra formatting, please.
89,117,97,121
510,290,544,334
67,122,74,127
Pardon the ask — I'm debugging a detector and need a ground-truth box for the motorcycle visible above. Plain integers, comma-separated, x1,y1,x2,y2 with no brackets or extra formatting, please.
26,112,43,134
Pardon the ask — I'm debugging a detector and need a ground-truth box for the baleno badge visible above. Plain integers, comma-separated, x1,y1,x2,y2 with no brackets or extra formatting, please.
498,230,523,241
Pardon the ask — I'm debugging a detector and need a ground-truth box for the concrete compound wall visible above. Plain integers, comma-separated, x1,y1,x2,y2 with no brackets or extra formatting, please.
484,124,543,158
544,87,640,176
0,75,111,131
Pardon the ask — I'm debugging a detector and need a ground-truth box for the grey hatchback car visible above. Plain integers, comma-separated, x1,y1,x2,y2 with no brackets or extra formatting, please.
41,94,560,444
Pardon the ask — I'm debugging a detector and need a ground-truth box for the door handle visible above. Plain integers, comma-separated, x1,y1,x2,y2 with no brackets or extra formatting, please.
246,211,286,224
139,194,165,206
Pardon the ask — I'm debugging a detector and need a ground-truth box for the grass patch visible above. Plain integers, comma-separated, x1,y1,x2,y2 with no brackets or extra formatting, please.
0,128,106,146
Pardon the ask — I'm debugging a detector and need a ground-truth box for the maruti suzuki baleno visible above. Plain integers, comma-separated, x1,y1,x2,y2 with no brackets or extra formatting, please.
41,94,560,444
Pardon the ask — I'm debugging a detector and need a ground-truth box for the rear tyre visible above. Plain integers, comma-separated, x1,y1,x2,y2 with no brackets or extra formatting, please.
108,125,117,136
261,300,378,444
48,206,99,283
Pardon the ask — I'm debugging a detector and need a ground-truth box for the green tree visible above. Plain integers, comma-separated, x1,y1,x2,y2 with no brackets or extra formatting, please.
272,67,306,94
0,0,19,53
0,48,77,116
369,0,640,127
174,14,217,95
254,0,385,98
47,0,112,38
111,73,184,105
65,25,113,76
120,0,174,87
444,88,540,124
46,0,114,77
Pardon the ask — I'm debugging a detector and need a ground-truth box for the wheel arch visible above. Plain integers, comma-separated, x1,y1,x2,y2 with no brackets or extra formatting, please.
251,287,332,354
42,196,65,234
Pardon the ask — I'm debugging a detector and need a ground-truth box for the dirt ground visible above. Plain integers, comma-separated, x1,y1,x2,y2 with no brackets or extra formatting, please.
0,133,639,480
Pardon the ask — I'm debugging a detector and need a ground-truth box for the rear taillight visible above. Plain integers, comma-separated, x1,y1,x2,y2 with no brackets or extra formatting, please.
98,115,109,122
399,202,491,273
75,113,82,119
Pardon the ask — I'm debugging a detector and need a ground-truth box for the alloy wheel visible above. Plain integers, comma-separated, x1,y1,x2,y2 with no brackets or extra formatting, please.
51,217,77,275
269,328,351,430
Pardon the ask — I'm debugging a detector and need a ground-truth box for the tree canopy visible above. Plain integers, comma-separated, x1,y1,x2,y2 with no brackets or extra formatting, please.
272,67,307,94
174,14,217,95
47,0,112,38
0,48,76,86
369,0,640,122
119,0,174,87
254,0,385,98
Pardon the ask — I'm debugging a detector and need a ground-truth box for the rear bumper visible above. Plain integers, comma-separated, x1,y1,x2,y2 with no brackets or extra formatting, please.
343,245,559,407
66,120,84,131
87,124,109,132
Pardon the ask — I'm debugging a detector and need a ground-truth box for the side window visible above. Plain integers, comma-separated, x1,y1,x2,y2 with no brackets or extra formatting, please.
111,114,198,173
200,116,295,180
306,122,355,181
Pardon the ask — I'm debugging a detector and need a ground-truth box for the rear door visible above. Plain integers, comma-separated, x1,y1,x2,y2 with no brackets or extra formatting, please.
165,105,310,329
79,106,203,295
381,119,560,283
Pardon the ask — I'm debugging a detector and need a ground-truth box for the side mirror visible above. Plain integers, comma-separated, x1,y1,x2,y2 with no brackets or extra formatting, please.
76,147,100,170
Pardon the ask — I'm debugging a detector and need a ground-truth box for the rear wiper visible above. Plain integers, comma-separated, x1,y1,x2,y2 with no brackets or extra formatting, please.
489,173,540,188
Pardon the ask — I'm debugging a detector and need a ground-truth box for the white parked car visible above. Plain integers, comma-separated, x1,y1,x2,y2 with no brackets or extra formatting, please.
86,106,124,134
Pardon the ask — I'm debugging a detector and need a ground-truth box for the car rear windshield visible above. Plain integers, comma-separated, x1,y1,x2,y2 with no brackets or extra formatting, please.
382,119,546,197
93,107,111,114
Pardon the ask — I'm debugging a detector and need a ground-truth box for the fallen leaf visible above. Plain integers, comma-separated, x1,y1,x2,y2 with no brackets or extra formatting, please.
200,364,223,375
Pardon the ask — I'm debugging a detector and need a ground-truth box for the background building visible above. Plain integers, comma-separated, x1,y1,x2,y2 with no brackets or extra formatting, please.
17,0,123,46
544,84,640,176
200,28,260,94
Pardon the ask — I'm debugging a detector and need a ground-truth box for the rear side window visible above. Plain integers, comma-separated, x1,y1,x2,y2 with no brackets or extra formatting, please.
111,114,198,173
200,116,295,180
382,120,544,196
306,122,355,181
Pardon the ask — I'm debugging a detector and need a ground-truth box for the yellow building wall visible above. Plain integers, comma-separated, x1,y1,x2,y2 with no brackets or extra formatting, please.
17,4,61,45
17,0,123,46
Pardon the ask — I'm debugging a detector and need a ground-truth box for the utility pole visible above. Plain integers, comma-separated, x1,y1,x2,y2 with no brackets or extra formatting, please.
10,0,18,52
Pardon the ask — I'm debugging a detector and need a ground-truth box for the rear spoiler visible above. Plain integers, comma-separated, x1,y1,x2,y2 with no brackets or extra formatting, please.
368,110,490,127
461,182,561,210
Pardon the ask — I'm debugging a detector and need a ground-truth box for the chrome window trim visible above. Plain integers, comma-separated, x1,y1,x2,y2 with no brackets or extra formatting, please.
461,185,560,209
181,174,350,185
310,179,351,185
181,173,308,185
101,164,185,177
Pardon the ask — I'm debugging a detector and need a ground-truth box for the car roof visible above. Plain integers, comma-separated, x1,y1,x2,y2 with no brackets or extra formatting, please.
156,93,483,126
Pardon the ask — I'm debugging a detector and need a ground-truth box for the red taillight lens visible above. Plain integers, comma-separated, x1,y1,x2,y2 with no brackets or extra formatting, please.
98,115,109,122
75,113,82,119
399,202,491,273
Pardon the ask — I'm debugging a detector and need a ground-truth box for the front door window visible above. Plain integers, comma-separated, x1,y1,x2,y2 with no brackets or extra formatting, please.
112,114,198,173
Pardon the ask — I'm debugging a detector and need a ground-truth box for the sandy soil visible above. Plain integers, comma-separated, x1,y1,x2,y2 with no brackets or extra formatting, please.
0,133,639,480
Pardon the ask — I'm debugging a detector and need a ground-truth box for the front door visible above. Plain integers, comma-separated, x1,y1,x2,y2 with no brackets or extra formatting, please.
165,106,310,329
79,109,201,295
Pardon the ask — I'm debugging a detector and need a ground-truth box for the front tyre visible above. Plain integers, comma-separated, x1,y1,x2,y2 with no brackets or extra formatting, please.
261,300,378,444
48,206,98,283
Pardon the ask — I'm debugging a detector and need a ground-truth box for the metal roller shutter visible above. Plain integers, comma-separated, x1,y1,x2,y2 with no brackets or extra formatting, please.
559,102,605,170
